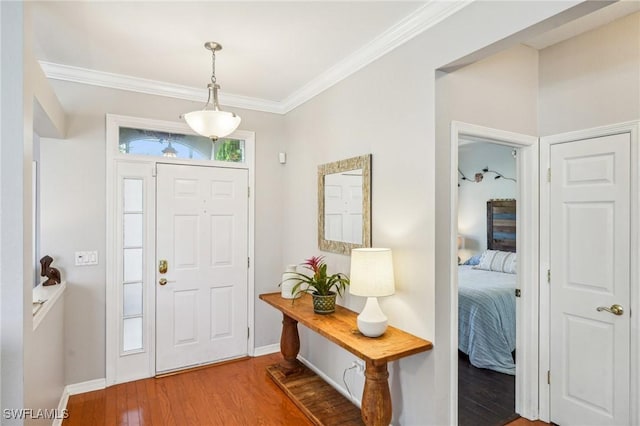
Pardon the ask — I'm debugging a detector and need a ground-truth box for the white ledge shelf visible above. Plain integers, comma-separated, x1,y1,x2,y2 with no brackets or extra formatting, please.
33,281,66,331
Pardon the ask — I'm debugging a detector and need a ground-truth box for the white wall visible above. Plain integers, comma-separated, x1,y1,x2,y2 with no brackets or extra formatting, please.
281,2,579,424
432,10,640,424
1,3,68,421
434,42,539,423
437,45,540,137
23,7,68,421
26,297,65,426
539,12,640,136
40,81,286,385
457,142,517,261
1,2,25,421
31,1,601,424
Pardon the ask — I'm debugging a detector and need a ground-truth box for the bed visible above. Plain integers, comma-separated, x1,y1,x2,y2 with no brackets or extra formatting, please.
458,199,516,375
458,265,516,375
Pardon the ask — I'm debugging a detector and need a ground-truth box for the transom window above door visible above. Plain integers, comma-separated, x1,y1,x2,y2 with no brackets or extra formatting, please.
118,126,245,163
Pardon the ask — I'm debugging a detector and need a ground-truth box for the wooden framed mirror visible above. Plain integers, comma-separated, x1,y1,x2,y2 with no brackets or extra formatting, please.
318,154,371,255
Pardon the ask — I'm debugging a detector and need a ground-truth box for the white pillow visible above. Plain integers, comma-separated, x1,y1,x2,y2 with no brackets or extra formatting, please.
473,250,517,274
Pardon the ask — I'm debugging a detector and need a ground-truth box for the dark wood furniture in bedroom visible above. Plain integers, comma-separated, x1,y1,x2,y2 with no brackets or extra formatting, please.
259,292,433,426
486,199,516,252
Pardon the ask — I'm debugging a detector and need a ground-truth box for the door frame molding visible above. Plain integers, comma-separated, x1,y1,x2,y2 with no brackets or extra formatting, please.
105,114,256,385
539,120,640,423
450,121,539,422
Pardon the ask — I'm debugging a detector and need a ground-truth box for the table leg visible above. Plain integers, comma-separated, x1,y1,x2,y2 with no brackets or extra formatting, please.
279,313,300,374
361,360,392,426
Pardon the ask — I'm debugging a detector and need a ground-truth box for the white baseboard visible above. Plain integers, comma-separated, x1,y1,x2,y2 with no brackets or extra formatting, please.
54,378,107,426
66,378,106,395
53,389,69,426
253,343,280,357
297,355,362,407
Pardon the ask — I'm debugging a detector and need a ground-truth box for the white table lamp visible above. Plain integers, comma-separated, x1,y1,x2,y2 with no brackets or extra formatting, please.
349,248,395,337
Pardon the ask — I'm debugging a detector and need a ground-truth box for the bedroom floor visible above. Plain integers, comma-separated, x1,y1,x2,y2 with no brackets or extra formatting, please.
458,351,517,426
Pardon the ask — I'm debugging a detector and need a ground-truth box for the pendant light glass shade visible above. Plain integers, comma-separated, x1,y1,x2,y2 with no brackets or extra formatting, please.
184,109,241,141
183,42,241,141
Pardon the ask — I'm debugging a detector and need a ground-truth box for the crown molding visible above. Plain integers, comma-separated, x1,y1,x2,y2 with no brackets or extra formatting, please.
279,0,472,113
39,1,471,116
39,61,285,114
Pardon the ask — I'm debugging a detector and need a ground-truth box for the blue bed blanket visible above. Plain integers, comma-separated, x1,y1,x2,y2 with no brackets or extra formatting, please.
458,265,516,375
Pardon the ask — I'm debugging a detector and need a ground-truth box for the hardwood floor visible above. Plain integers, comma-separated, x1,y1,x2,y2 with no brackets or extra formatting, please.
63,353,313,426
458,352,517,426
505,420,548,426
64,352,548,426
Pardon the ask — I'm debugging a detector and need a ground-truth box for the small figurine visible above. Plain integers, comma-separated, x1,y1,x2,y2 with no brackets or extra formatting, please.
40,255,61,286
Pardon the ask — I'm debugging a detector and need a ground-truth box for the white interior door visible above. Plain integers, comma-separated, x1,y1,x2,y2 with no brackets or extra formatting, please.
156,164,248,373
549,133,631,425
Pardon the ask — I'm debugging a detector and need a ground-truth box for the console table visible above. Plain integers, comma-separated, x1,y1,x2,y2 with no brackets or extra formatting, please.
259,292,433,426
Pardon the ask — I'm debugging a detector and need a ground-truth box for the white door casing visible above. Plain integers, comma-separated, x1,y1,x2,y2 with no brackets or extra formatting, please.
156,164,249,373
549,133,631,425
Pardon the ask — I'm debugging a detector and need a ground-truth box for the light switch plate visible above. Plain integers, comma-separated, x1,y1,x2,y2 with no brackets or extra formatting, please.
75,251,98,266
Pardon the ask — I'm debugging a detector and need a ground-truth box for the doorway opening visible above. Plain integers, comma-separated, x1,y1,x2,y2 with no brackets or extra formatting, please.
449,122,539,424
457,139,518,425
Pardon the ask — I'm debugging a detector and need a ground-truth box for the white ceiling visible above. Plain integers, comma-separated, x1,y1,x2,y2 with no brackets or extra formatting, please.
30,2,429,104
29,1,640,114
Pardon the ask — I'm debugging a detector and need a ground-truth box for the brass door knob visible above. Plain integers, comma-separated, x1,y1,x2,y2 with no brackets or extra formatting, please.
159,278,168,286
597,304,624,316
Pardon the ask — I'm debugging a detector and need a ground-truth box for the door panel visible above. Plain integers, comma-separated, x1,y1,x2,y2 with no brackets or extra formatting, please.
550,133,630,425
156,164,248,373
210,286,233,338
564,314,614,414
174,215,199,268
174,290,198,345
211,214,234,265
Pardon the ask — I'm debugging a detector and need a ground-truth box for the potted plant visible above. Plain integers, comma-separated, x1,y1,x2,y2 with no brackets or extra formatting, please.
290,256,349,314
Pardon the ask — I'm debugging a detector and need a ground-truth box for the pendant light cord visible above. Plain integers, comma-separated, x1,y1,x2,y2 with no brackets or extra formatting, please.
210,49,217,85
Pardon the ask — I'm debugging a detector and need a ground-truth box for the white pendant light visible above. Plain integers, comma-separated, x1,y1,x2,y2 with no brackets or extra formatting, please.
183,42,241,141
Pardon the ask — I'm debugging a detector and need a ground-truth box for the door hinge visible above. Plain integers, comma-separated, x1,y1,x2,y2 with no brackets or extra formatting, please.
515,289,521,298
248,186,250,197
547,168,551,182
247,257,250,268
547,269,551,283
247,327,250,339
547,370,551,385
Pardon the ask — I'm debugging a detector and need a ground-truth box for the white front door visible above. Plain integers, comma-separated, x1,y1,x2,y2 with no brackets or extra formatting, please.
549,133,631,425
156,164,248,373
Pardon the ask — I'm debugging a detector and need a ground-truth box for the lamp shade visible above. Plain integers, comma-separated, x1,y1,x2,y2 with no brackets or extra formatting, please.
183,110,241,141
457,236,465,249
349,248,395,297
